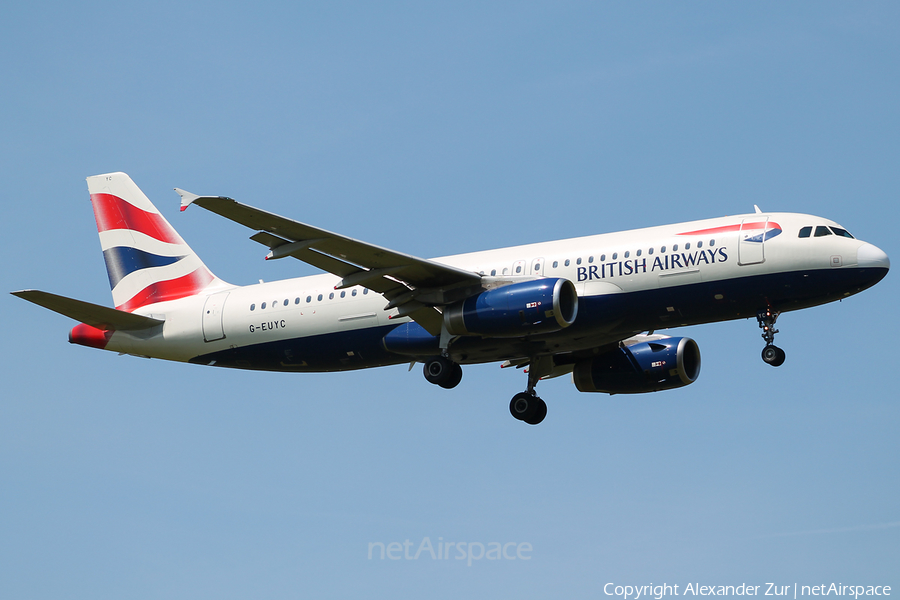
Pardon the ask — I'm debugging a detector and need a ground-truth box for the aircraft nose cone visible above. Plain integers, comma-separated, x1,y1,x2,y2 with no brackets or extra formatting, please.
857,243,890,270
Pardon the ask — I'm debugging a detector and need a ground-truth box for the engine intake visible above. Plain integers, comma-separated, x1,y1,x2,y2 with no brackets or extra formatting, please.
443,278,578,337
573,337,701,394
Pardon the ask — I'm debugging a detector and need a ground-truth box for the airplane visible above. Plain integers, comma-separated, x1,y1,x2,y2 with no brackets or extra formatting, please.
12,172,890,425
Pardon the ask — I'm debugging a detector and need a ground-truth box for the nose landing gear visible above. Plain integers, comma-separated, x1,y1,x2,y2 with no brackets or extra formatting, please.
757,307,786,367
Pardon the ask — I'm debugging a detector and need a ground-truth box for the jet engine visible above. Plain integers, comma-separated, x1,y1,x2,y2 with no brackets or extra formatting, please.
573,337,701,394
443,278,578,337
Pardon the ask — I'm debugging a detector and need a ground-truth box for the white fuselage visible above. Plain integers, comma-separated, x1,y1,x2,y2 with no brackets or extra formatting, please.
98,211,887,370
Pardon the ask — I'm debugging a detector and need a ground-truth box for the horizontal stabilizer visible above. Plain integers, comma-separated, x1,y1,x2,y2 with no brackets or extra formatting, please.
11,290,165,331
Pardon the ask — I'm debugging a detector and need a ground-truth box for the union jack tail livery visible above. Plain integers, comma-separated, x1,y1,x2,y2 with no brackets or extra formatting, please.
87,172,226,312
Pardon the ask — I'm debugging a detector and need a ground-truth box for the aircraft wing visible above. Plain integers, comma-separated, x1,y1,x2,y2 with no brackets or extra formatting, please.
177,190,483,335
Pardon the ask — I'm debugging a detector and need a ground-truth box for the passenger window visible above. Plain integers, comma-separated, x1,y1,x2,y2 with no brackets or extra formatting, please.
551,262,557,269
294,297,300,304
306,296,312,303
564,260,570,267
661,246,667,253
502,268,509,275
491,269,497,276
636,249,642,257
515,265,522,273
261,302,267,309
317,294,323,301
624,251,630,258
709,239,715,247
648,248,654,255
697,241,702,248
329,292,334,300
352,289,357,296
600,254,606,261
673,244,679,252
588,256,593,263
830,227,854,239
576,258,582,265
363,289,368,295
250,304,256,311
340,291,346,298
815,226,832,237
283,299,289,306
612,253,617,260
798,226,812,238
684,243,690,250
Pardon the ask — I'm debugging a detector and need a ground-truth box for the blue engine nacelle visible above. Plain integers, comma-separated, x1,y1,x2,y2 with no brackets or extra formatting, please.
572,337,701,394
443,278,578,337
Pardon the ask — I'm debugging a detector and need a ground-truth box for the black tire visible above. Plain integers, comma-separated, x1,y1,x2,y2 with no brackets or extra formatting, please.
424,356,454,386
524,397,547,425
509,392,532,420
761,345,786,367
438,362,463,389
509,393,546,424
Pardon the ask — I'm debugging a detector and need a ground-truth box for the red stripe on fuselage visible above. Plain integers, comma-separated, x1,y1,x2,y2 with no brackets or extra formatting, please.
115,267,215,312
91,193,183,245
677,222,781,236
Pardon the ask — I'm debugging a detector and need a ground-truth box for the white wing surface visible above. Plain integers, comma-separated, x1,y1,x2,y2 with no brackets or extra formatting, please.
177,191,483,334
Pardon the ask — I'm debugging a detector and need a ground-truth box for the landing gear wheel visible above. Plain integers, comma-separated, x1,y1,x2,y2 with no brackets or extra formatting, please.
424,356,460,387
509,392,547,425
529,398,548,425
509,393,529,420
761,344,786,367
438,363,463,389
756,307,785,367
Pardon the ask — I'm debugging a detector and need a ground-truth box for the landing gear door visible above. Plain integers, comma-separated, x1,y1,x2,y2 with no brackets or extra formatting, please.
738,218,767,266
202,291,229,342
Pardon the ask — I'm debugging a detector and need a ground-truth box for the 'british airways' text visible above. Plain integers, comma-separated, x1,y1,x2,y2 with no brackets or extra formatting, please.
577,247,728,281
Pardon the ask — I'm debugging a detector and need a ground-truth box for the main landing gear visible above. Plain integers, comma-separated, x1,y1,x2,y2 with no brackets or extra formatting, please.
422,354,549,425
757,307,786,367
508,357,550,425
423,356,463,389
509,392,547,425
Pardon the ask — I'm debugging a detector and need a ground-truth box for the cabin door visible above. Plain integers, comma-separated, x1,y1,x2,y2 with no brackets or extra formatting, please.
202,291,230,342
738,218,767,266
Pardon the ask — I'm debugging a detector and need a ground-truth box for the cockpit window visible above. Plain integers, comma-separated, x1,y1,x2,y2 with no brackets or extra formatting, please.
798,226,812,238
814,226,832,237
829,227,854,239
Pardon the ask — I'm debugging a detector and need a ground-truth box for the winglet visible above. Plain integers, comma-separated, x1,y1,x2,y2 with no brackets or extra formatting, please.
754,204,763,214
175,188,201,212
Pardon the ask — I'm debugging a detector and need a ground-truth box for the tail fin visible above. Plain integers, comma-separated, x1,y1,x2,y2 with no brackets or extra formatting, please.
86,172,227,312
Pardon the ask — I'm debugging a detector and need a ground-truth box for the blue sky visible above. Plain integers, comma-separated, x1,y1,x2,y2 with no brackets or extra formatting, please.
2,2,898,598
